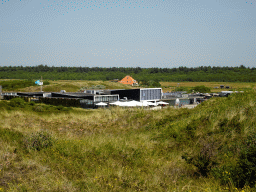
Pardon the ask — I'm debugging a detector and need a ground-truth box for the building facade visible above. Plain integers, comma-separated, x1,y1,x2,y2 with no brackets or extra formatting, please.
111,88,162,102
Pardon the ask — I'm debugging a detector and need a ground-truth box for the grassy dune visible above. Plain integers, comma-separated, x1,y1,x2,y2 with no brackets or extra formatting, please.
21,81,256,93
0,91,256,191
19,80,134,93
1,79,255,93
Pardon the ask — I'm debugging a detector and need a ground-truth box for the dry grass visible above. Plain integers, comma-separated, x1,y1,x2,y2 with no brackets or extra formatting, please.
2,79,254,93
1,92,256,191
19,80,134,92
161,81,256,92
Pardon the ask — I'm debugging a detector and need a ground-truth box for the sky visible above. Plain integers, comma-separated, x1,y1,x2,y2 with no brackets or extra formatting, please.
0,0,256,68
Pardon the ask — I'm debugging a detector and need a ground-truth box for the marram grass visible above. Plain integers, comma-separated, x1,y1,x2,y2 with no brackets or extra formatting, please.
1,91,256,191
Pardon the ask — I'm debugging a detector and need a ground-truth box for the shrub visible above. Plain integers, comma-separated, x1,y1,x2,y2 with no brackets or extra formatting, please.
212,165,236,186
56,105,64,110
43,80,50,85
9,97,26,108
0,100,11,110
212,131,256,188
233,131,256,188
192,85,211,93
174,86,190,92
33,105,45,112
28,101,36,106
218,115,243,134
24,130,53,151
182,139,220,177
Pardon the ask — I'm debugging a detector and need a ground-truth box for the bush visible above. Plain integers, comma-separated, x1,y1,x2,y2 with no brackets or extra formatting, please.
24,130,53,151
9,97,26,108
28,101,36,106
33,105,45,112
56,105,64,110
234,131,256,188
192,85,211,93
43,80,50,85
182,139,220,177
174,86,190,92
0,100,11,110
1,80,35,91
212,131,256,188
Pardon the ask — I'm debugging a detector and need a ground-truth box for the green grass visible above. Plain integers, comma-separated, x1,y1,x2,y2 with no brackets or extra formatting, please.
1,92,256,191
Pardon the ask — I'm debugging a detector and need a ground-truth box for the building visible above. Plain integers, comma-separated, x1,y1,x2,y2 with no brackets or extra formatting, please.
46,92,119,108
162,91,188,99
118,75,138,86
110,88,162,102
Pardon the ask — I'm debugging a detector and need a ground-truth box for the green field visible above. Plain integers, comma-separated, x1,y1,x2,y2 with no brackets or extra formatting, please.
161,81,256,93
1,91,256,191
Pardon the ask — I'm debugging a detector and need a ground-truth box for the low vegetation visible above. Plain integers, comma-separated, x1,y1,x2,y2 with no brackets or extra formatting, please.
0,80,50,91
1,91,256,191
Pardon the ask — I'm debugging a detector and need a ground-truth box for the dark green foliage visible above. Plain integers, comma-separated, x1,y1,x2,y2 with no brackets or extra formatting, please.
9,97,26,108
212,132,256,188
23,130,53,151
0,128,24,146
184,119,199,139
218,118,229,132
0,80,35,91
56,105,64,110
218,115,243,134
32,104,72,113
182,139,220,177
229,115,243,134
43,80,50,85
28,101,36,106
1,65,256,82
212,165,236,186
140,80,161,87
234,131,256,188
1,97,72,113
0,100,11,110
174,86,191,92
192,85,211,93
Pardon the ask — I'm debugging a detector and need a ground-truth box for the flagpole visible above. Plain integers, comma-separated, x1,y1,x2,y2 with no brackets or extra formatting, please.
41,76,42,92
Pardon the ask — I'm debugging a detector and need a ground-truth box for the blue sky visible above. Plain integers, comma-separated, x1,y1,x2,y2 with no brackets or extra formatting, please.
0,0,255,68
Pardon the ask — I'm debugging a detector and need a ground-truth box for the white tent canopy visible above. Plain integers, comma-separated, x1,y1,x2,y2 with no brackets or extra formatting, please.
109,100,152,107
146,102,156,106
157,101,169,105
96,102,108,106
109,101,122,105
109,100,162,107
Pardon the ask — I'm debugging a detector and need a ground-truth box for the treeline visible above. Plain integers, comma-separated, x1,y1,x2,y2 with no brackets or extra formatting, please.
0,65,256,82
